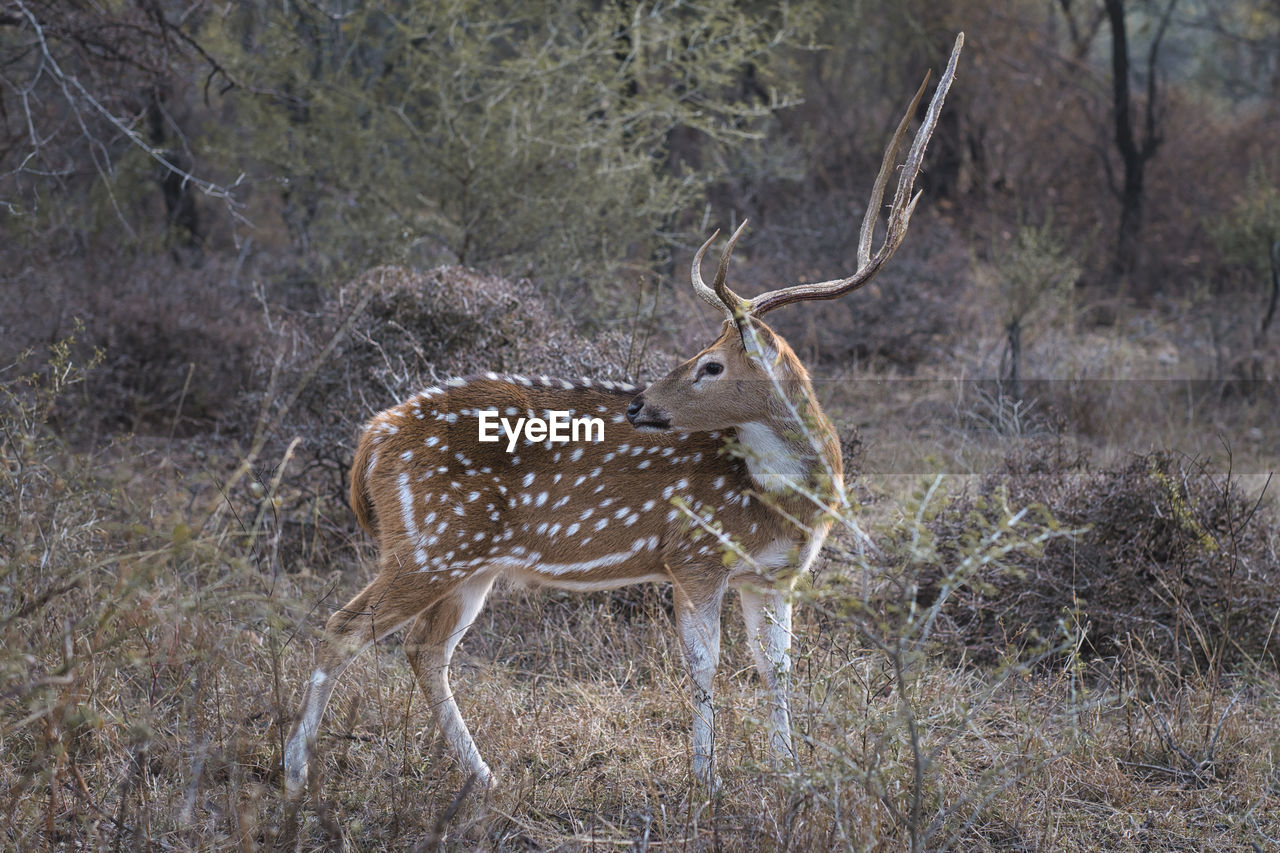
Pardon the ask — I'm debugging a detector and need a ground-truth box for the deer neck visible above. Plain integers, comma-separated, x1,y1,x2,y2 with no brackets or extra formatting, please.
734,401,841,503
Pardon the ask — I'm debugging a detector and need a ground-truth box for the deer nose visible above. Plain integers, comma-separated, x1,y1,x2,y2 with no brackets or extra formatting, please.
625,396,645,425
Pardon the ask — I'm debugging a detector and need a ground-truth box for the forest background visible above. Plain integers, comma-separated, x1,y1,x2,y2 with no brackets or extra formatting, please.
2,1,1280,849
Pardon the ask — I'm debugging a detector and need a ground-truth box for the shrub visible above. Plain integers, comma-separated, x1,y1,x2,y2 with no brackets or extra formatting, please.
228,265,674,573
0,254,263,437
917,442,1278,670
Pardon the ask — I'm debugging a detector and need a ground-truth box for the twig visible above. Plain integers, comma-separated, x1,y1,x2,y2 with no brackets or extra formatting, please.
206,284,376,529
412,773,478,851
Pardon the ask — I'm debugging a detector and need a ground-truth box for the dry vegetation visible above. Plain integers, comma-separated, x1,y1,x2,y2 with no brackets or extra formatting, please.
3,1,1280,849
3,264,1278,851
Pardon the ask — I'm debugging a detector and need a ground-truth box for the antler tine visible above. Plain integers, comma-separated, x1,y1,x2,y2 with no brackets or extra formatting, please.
712,220,750,319
690,220,751,320
750,32,964,317
858,73,929,272
690,228,729,314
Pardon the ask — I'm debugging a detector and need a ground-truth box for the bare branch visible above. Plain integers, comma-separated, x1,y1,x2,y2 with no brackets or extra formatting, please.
1142,0,1178,157
5,0,246,222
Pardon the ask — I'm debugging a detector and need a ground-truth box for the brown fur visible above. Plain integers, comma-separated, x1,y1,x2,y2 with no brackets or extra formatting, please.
348,434,378,537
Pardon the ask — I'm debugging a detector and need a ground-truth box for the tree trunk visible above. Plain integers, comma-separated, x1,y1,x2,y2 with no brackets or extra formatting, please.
1104,0,1143,278
1005,317,1023,403
1103,0,1176,281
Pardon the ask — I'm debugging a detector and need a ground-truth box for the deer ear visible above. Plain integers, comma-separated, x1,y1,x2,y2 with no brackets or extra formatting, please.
736,316,768,365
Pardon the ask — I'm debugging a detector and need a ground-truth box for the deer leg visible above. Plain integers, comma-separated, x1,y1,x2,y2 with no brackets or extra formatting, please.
673,581,725,786
404,575,496,787
737,585,797,771
284,566,442,797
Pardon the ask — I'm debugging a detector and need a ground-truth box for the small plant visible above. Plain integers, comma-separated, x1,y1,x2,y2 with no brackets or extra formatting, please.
958,380,1048,438
793,475,1079,850
984,221,1081,401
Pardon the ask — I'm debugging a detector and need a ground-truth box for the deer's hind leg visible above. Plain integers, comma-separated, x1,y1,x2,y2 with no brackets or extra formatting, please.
403,573,497,786
284,562,446,797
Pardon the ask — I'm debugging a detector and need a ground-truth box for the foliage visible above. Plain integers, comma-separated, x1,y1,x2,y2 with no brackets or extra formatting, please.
985,220,1081,397
800,474,1078,851
989,221,1080,334
203,0,817,285
1210,163,1280,284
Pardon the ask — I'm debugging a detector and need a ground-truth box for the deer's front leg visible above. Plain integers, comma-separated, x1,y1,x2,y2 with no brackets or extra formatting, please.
673,582,725,786
738,585,797,771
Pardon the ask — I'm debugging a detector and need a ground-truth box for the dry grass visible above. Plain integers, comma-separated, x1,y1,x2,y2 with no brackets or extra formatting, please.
3,267,1279,851
5,482,1278,851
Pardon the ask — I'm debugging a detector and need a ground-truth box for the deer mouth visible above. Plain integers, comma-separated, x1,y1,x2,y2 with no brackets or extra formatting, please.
630,419,671,433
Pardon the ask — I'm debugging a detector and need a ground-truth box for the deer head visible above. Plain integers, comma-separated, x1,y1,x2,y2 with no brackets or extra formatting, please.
630,33,962,489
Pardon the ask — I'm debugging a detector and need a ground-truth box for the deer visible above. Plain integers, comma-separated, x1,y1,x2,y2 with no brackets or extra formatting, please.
283,34,963,797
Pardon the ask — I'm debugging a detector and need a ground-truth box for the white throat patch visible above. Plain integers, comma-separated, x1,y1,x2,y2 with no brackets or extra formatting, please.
736,421,808,493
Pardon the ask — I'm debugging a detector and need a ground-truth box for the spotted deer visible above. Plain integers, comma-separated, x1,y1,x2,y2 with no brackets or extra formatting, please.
284,35,963,795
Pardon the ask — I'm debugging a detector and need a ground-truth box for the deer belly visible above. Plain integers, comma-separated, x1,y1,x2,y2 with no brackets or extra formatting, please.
496,535,667,591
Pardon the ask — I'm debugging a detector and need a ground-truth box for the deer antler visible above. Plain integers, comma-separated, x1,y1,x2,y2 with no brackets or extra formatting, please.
691,220,751,320
691,32,965,319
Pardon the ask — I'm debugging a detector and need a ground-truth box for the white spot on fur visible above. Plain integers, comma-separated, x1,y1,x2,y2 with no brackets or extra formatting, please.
398,473,418,539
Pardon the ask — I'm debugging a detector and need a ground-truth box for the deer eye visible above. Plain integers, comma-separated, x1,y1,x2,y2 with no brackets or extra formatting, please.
702,362,724,377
